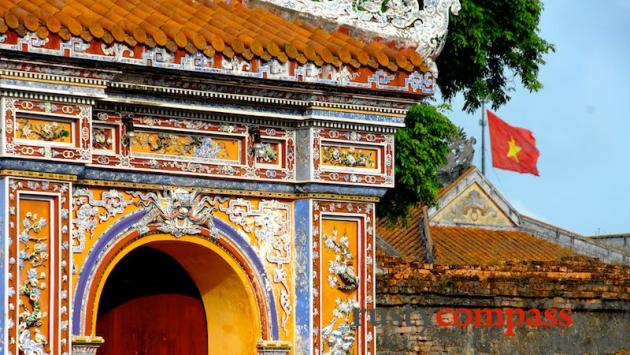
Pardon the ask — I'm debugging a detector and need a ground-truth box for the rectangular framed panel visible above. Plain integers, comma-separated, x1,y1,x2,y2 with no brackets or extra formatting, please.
3,98,91,163
312,200,376,355
6,178,72,355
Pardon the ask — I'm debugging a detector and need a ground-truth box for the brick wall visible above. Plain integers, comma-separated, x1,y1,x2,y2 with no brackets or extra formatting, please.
376,256,630,354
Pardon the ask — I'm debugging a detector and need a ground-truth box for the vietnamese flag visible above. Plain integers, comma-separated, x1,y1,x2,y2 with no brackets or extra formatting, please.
487,110,540,176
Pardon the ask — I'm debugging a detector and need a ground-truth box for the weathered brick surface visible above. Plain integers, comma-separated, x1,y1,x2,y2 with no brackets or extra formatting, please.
376,256,630,354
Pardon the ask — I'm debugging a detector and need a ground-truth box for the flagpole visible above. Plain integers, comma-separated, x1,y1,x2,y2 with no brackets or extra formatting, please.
480,100,486,175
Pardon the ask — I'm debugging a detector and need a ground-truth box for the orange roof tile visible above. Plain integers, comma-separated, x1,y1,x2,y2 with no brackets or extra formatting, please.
377,207,577,265
376,205,426,259
0,0,425,73
431,226,577,265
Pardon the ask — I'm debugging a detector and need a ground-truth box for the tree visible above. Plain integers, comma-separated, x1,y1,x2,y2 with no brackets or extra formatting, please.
438,0,554,112
377,103,458,225
378,0,553,223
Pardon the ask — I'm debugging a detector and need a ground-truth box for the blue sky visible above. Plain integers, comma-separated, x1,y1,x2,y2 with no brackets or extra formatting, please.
443,0,630,236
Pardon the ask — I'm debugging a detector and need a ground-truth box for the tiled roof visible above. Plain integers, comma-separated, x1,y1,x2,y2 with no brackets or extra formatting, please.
376,207,578,265
376,205,425,259
0,0,426,73
430,226,577,265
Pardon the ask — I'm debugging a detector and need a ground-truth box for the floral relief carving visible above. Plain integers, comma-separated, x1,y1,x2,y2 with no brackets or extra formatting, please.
3,98,91,162
321,299,357,355
312,201,376,354
322,146,376,169
324,228,359,291
17,120,70,142
8,178,72,355
313,128,393,186
18,212,49,355
255,143,279,164
217,199,293,333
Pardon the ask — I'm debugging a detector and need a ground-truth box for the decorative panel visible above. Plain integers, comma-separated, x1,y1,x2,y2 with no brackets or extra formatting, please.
313,128,394,187
2,98,91,163
6,178,72,355
131,131,244,164
312,200,375,355
321,143,379,171
433,182,515,227
91,125,118,155
91,112,295,181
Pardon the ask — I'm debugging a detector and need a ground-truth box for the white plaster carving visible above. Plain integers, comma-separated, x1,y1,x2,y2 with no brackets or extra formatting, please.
217,199,293,333
72,189,133,253
129,189,221,238
258,0,460,76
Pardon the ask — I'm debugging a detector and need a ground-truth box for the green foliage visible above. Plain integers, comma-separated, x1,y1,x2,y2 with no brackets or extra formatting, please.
376,0,552,222
437,0,554,112
377,103,457,224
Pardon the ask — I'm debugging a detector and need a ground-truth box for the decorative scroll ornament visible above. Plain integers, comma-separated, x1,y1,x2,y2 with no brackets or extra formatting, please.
72,189,133,253
130,189,221,238
257,0,460,76
217,199,293,333
324,228,359,291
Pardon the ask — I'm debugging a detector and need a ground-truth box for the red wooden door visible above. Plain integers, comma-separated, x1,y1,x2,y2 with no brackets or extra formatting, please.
96,247,207,355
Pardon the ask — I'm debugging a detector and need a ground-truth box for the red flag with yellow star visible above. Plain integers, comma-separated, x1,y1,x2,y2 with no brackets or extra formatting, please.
487,110,540,176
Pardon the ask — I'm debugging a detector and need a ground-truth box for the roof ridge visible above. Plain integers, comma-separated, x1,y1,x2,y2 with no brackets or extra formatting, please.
436,165,477,198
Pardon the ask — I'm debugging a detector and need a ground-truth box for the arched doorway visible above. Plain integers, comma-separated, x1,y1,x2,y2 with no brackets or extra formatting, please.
96,246,208,355
89,235,264,354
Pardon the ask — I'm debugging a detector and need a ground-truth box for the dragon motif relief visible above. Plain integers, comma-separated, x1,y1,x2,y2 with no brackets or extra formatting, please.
130,189,221,238
258,0,460,76
132,132,229,161
73,187,293,335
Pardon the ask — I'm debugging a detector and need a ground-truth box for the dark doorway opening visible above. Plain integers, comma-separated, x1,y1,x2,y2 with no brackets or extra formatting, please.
96,246,208,355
